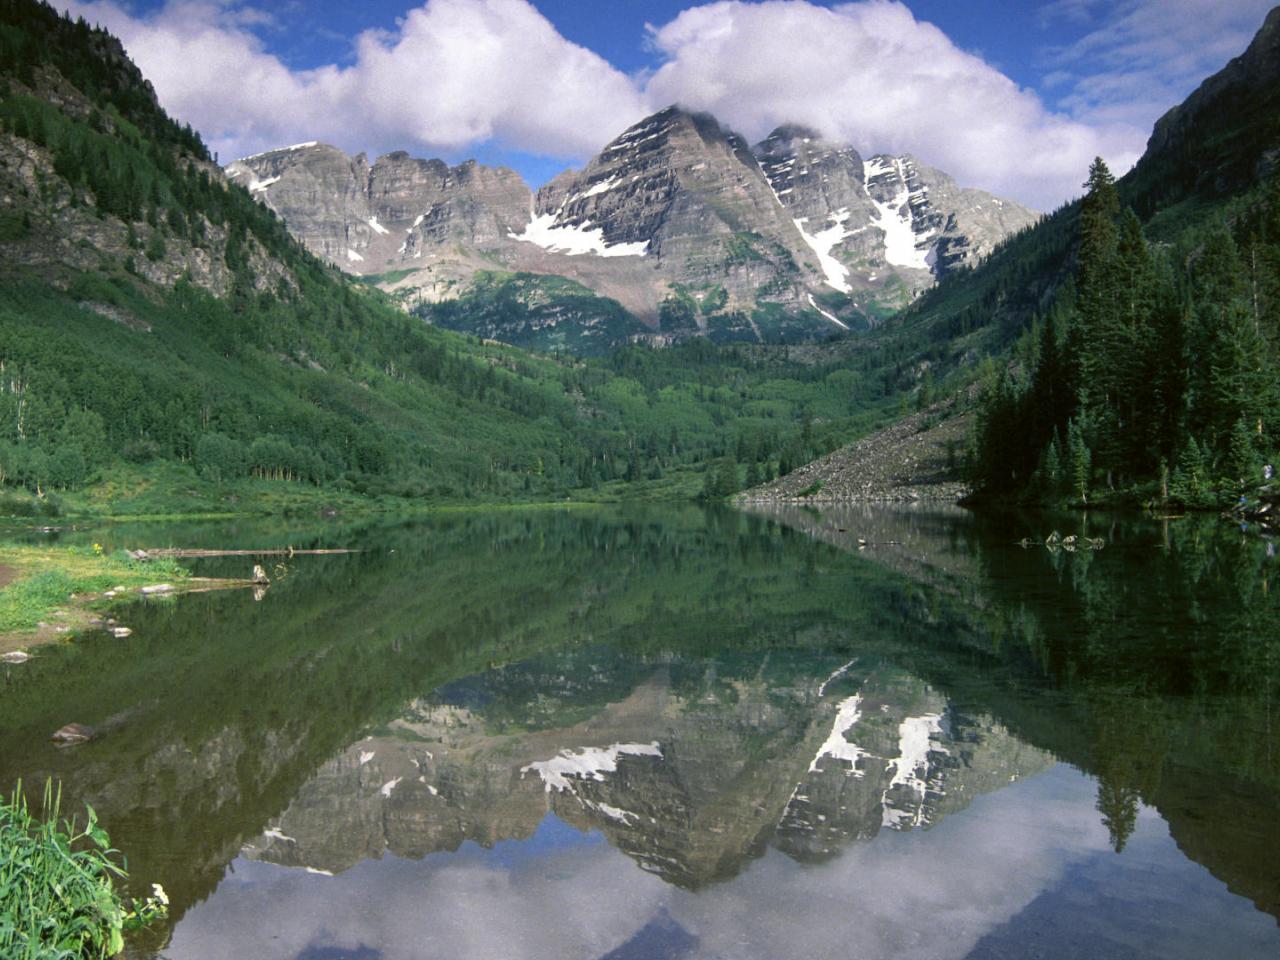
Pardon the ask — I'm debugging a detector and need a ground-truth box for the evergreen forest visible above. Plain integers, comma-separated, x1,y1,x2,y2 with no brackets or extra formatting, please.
970,160,1280,506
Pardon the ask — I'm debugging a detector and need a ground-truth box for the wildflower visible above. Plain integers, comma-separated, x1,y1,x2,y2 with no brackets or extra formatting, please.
151,882,169,906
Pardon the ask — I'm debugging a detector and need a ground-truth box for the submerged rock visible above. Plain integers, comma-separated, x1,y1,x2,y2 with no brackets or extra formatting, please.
2,650,32,664
51,722,95,745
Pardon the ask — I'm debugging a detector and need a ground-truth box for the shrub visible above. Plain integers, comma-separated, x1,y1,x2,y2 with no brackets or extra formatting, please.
0,781,168,958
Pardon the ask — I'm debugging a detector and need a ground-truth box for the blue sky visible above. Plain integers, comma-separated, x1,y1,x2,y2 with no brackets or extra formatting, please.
61,1,1276,209
252,1,1064,86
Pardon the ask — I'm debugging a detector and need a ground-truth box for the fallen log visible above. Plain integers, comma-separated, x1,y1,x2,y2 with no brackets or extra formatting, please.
142,547,359,558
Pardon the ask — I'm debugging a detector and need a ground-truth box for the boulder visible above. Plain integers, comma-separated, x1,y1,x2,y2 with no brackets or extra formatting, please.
51,722,95,745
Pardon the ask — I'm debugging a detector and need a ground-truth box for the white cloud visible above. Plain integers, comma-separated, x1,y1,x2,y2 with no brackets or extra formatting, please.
57,0,1268,211
643,1,1144,211
60,0,650,163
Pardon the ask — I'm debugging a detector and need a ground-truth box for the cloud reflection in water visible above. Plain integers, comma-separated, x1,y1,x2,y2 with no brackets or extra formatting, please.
161,765,1278,960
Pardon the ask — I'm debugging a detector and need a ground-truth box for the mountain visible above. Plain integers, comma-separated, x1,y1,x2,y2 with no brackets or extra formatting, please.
240,653,1051,885
887,4,1280,366
753,124,1035,301
227,107,1037,353
756,5,1280,508
1127,4,1280,223
0,0,877,507
225,144,532,281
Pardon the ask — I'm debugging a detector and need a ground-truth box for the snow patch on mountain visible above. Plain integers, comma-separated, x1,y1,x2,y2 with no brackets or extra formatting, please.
225,165,280,193
522,741,662,792
367,216,389,235
807,294,849,330
510,211,648,258
569,175,621,203
881,712,947,828
794,209,853,293
817,658,857,697
345,248,364,263
864,157,934,271
808,694,866,774
593,801,637,824
232,141,319,165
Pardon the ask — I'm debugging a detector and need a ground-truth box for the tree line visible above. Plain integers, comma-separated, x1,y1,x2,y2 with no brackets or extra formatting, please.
970,159,1280,505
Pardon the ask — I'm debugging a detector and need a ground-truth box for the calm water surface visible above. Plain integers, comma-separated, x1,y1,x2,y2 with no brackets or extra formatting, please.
1,505,1277,959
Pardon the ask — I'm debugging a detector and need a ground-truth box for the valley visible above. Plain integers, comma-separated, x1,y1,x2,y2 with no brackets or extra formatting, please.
2,2,1280,955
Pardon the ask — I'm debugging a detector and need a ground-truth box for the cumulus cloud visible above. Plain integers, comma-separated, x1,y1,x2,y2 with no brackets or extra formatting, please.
57,0,1263,210
643,1,1144,211
60,0,650,162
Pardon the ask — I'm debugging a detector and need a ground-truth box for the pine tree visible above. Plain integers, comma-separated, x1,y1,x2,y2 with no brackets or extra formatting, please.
1066,419,1091,504
1228,416,1258,483
145,228,166,262
1096,779,1139,854
1170,438,1205,503
1031,308,1072,443
1113,209,1158,476
1042,431,1063,497
716,456,739,497
1065,161,1131,490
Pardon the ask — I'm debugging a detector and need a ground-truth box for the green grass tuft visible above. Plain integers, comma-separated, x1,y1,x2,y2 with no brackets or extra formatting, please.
0,780,168,959
0,545,189,633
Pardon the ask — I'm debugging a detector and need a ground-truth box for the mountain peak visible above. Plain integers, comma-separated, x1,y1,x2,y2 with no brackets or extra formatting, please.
230,141,326,165
758,124,827,151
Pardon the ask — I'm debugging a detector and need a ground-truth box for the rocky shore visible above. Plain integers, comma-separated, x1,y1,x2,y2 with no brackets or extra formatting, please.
737,400,971,504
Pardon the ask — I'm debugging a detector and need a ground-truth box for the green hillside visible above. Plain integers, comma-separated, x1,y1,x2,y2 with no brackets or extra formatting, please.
0,0,911,515
844,8,1280,506
6,0,1274,518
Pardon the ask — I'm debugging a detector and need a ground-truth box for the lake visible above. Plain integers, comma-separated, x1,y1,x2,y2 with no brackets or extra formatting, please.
2,504,1277,959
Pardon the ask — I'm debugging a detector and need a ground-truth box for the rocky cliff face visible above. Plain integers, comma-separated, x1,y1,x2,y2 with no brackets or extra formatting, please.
227,106,1037,345
225,144,532,271
0,52,288,299
520,107,819,321
1133,5,1280,207
753,125,1038,310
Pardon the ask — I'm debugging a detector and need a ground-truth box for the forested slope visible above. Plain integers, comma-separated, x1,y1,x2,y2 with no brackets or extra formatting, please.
0,0,901,510
774,6,1280,507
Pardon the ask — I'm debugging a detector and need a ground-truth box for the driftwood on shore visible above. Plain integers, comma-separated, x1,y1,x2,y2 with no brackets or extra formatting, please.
135,547,360,559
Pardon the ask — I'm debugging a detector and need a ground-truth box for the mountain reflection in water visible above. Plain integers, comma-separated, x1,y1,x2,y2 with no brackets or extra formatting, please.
0,505,1276,959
